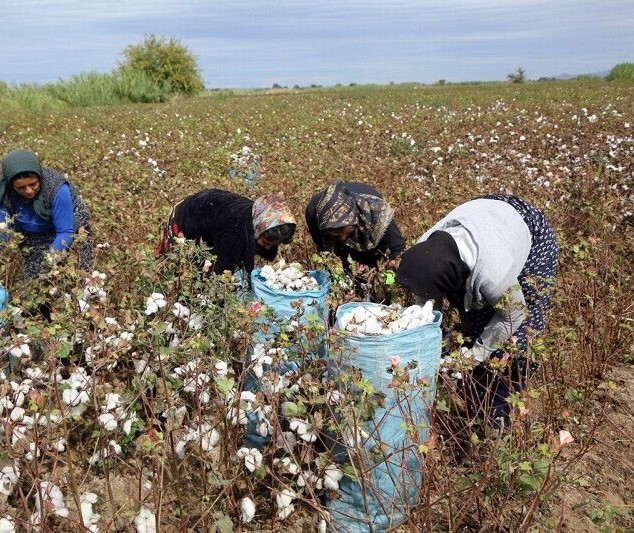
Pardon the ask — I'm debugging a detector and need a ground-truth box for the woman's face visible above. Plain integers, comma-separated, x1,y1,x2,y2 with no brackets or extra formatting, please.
325,225,356,242
11,173,41,200
256,235,278,250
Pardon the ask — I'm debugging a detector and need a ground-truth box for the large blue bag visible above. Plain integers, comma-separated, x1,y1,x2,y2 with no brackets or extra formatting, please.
326,302,442,532
242,269,331,449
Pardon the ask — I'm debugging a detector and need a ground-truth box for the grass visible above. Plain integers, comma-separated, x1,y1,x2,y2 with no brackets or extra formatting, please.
0,80,632,531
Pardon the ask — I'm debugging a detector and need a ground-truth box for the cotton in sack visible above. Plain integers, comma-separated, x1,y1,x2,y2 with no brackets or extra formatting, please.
326,301,442,532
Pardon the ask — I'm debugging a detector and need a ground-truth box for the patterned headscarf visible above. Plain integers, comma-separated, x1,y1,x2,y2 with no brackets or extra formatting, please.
252,192,296,238
316,180,394,251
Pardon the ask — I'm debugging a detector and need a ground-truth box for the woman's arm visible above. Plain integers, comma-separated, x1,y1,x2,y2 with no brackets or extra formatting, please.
50,184,76,251
471,283,527,361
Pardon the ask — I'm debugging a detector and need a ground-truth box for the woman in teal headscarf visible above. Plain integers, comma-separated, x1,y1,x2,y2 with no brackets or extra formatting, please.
0,149,93,278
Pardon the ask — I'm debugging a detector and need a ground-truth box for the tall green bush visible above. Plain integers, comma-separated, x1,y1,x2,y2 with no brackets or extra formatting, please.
119,34,205,96
607,62,634,82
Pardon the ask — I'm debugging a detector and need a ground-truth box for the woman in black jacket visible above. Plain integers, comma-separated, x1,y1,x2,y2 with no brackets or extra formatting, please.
156,189,296,275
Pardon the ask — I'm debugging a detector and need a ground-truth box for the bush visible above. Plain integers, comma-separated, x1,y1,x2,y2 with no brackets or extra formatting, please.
0,83,63,113
119,34,205,96
45,70,169,107
607,62,634,82
112,67,170,103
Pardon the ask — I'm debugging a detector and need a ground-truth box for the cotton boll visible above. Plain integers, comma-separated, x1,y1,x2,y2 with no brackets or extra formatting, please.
79,492,101,532
0,516,15,533
240,497,256,523
323,464,344,491
134,506,156,533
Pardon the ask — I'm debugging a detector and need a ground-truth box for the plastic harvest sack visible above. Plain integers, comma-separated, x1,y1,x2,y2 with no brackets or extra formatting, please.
326,302,442,532
242,268,331,449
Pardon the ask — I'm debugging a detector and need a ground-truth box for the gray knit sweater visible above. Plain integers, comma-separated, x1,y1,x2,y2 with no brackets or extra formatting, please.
419,198,531,356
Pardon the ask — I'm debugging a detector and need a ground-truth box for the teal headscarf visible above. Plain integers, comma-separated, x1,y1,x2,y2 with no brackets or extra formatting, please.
1,149,50,220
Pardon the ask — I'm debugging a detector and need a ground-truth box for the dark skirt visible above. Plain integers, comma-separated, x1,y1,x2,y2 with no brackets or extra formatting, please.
21,227,94,278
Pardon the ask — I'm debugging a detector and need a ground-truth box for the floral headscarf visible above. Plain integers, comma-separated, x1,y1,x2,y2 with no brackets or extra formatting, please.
252,192,296,238
316,180,394,251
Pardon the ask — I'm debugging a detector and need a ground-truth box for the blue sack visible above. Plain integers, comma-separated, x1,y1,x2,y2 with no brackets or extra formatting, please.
241,269,331,449
0,287,7,326
326,302,442,532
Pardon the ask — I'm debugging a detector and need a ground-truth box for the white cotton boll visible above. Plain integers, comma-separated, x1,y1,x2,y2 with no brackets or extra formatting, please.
0,463,20,497
172,302,190,319
51,438,67,452
134,506,156,533
9,406,25,422
0,516,15,533
98,413,118,431
187,313,203,330
62,388,90,408
80,492,101,532
134,359,148,375
289,418,318,442
276,488,296,510
200,427,221,451
237,448,263,473
278,504,295,520
240,497,256,523
174,440,187,460
37,481,69,519
323,464,344,491
0,397,14,414
103,393,121,412
214,360,228,377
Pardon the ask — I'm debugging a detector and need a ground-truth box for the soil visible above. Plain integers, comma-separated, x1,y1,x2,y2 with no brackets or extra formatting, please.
547,363,634,531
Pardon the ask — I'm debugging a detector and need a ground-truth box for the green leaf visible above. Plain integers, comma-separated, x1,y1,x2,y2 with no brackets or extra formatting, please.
215,377,235,396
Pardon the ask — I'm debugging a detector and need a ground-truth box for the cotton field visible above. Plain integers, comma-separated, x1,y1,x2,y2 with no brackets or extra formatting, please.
0,82,632,531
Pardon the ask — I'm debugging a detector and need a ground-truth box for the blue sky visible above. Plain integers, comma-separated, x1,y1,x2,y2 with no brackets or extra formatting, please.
2,0,632,88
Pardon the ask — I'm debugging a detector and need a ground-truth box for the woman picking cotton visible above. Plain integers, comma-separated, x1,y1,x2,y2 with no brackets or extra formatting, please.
0,149,93,279
305,181,405,290
156,189,296,275
395,194,558,427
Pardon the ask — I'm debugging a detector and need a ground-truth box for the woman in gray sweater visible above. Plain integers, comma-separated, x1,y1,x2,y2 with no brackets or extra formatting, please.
396,194,558,427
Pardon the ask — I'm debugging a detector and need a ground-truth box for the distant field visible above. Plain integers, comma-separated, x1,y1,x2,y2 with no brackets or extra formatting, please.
1,81,632,531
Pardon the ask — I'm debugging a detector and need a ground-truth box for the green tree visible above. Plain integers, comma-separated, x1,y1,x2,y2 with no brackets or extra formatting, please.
119,34,205,96
607,62,634,82
507,67,526,84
